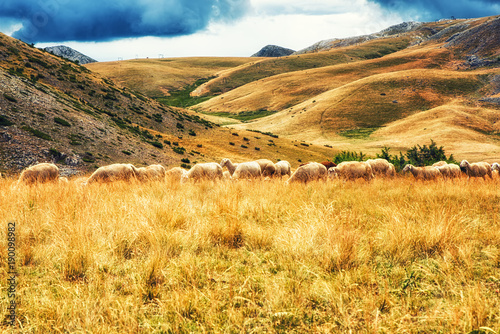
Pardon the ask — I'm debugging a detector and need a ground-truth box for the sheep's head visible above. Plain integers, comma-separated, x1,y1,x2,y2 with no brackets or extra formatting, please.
401,164,412,173
220,158,229,168
492,163,500,172
262,164,276,177
459,160,469,173
327,167,339,179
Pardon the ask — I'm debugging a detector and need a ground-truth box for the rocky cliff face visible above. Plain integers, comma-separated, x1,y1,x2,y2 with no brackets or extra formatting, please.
251,45,295,57
44,45,98,64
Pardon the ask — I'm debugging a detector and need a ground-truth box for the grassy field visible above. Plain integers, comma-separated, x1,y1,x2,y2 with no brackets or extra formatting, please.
1,176,500,333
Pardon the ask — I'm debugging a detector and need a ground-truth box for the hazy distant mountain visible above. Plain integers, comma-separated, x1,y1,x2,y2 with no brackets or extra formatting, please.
251,45,295,57
44,45,98,64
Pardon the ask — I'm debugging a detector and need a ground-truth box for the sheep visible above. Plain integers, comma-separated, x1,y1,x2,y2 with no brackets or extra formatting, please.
432,161,448,167
220,158,239,176
459,160,492,179
328,161,374,181
366,159,395,178
165,167,188,183
255,159,276,177
286,162,327,184
321,161,337,169
181,162,223,183
85,163,138,184
492,163,500,179
401,164,441,180
135,164,166,182
232,161,262,180
18,163,59,185
435,163,461,179
275,160,292,177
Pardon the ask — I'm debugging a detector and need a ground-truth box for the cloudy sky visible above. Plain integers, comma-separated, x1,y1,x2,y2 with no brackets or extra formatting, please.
0,0,498,62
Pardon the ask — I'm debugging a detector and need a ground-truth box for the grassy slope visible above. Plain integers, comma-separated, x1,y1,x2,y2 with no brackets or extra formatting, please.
1,178,499,332
0,34,336,174
86,16,500,162
86,57,259,97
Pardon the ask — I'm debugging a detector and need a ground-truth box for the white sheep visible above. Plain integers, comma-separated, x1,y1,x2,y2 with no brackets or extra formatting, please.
366,159,395,178
432,161,448,167
402,164,441,180
435,163,461,179
286,162,327,184
181,162,223,183
220,158,239,176
459,160,492,179
85,163,138,184
165,167,188,183
135,164,166,182
232,161,262,180
275,160,292,177
18,163,59,185
254,159,276,177
328,161,374,181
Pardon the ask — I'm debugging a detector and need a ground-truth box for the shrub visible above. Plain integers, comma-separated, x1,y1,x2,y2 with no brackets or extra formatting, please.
333,151,366,164
241,145,248,149
150,141,163,149
173,146,186,155
229,142,235,146
22,126,52,141
188,129,196,136
3,93,17,103
255,147,260,151
0,115,14,126
176,122,184,129
122,150,132,155
181,158,190,163
164,140,171,145
54,117,71,127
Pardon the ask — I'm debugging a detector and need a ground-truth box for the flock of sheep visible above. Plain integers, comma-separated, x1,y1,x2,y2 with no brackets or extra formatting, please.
7,157,500,186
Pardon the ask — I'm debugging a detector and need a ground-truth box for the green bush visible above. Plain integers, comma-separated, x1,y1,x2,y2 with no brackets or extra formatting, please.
150,141,163,149
0,115,14,126
173,146,186,155
22,126,52,141
54,117,71,127
3,93,17,103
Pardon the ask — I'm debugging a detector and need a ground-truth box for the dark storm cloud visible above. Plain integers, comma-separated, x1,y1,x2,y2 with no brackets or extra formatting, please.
369,0,500,20
0,0,250,43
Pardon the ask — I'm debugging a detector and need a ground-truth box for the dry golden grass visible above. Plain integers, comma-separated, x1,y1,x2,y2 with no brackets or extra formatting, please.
86,57,259,97
1,176,500,333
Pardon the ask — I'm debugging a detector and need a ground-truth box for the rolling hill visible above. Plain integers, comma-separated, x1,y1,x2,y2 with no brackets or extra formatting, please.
87,15,500,161
0,33,334,175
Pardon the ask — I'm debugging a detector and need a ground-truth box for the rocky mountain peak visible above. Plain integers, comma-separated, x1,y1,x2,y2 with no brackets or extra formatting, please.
251,45,295,57
44,45,97,64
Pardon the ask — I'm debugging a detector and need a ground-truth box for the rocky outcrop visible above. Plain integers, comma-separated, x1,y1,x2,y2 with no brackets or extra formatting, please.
44,45,98,64
251,45,295,57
